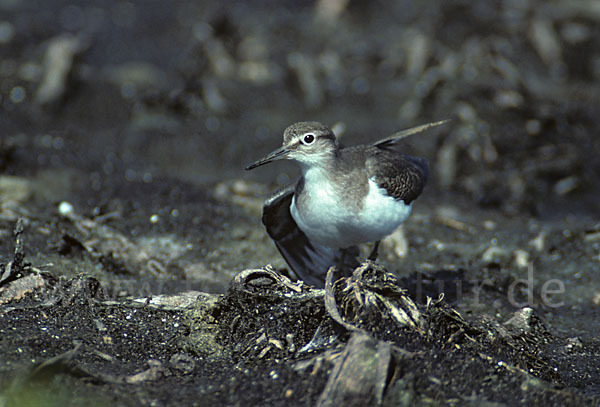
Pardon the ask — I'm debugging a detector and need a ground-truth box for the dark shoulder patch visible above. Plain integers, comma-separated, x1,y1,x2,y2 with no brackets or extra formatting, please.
368,150,428,204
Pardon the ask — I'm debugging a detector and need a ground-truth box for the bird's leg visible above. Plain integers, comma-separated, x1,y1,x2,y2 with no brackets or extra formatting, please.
336,250,346,274
367,240,381,261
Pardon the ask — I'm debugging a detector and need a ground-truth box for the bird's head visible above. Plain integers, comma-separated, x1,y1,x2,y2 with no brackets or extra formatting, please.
246,122,339,170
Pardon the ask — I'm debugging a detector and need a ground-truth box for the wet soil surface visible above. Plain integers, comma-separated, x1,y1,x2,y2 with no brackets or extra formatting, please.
1,0,600,406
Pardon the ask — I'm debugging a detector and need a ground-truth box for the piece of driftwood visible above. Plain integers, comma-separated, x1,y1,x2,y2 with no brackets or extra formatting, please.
316,332,392,407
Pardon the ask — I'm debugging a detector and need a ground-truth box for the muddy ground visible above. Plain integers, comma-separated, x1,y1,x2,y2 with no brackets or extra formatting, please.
1,0,600,406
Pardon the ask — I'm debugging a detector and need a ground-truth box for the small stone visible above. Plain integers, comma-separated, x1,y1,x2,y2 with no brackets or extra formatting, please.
513,249,529,268
554,176,579,196
58,201,74,216
529,232,546,252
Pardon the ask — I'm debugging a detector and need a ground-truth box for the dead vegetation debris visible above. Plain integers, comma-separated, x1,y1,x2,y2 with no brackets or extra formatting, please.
183,264,597,406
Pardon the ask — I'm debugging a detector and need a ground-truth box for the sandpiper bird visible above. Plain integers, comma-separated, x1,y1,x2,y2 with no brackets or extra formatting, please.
246,120,447,287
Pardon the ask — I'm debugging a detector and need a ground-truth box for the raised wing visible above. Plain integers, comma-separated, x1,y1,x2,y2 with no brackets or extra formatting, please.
374,119,449,149
366,120,446,204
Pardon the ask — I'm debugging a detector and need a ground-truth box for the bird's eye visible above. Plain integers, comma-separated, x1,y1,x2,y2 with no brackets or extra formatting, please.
302,133,315,144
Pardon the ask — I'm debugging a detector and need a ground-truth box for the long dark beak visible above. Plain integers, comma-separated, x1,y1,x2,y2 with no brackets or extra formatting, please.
245,146,290,170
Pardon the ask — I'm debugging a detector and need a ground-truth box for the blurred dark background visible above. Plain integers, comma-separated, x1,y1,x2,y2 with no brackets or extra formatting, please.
1,0,599,218
2,5,600,402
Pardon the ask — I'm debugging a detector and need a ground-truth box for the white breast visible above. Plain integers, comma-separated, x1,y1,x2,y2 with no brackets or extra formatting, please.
290,169,412,249
358,178,412,239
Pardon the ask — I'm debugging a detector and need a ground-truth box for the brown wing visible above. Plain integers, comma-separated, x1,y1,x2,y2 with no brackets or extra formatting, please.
366,149,429,204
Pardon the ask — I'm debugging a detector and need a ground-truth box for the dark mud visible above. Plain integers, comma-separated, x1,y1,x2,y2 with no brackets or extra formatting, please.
1,0,600,405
